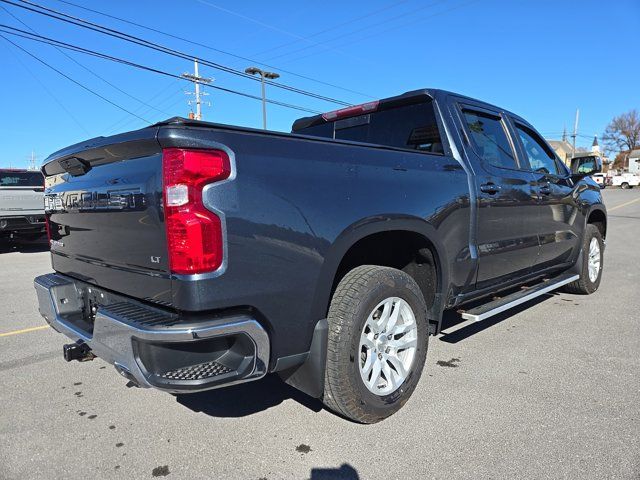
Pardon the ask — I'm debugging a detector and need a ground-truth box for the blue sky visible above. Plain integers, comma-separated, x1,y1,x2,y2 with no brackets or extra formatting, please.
0,0,638,168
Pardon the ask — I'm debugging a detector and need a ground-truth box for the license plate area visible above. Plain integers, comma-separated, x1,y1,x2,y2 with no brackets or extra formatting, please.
75,284,119,336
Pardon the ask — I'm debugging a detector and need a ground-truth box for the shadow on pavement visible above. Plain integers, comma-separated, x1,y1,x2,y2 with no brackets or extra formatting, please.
438,293,554,344
175,373,323,418
310,464,360,480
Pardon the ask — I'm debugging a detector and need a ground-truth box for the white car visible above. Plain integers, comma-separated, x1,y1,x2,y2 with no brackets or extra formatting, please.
612,173,640,189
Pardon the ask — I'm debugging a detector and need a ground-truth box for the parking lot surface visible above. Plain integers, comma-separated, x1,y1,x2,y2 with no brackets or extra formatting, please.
1,189,639,480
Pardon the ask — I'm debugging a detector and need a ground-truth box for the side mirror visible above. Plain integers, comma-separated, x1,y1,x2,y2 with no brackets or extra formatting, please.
570,156,602,179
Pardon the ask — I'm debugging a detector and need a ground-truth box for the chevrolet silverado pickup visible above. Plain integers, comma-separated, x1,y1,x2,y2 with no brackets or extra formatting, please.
34,89,606,423
0,169,45,242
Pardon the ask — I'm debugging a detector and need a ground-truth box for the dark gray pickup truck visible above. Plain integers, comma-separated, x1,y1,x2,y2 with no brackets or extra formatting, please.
34,89,606,423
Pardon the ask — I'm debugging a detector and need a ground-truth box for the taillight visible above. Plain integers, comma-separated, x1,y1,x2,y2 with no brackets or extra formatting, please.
162,148,231,274
321,101,379,121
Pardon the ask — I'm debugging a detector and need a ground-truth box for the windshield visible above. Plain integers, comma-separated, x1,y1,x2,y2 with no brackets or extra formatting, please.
0,171,43,187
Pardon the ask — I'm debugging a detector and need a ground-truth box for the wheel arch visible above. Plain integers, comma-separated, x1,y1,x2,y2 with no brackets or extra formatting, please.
309,215,449,330
586,205,607,239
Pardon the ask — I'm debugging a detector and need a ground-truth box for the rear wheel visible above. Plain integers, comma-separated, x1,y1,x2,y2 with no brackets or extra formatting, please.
323,265,428,423
621,182,630,189
563,224,603,294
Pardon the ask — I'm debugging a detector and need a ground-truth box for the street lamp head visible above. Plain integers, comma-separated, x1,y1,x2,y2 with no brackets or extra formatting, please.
245,67,280,80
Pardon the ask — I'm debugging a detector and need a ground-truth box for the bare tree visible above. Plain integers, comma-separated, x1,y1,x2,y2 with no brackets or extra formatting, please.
602,109,640,154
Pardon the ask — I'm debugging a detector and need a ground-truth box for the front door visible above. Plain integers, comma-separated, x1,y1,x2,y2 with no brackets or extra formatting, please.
510,122,580,270
457,104,539,290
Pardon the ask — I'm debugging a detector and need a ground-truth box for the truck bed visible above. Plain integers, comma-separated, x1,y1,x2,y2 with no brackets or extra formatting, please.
42,117,471,362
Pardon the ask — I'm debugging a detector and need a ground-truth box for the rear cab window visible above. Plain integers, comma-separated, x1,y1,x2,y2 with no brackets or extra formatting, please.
0,170,43,187
293,98,445,155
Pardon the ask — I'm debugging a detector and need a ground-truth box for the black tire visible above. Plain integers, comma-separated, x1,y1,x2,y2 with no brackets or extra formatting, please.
322,265,428,423
621,182,630,189
563,224,604,294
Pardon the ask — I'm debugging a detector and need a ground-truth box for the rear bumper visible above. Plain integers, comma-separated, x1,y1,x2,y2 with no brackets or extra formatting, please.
34,273,270,393
0,215,46,234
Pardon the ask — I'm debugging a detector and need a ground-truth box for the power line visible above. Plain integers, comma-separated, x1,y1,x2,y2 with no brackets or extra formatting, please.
104,82,181,134
281,0,481,65
251,0,409,58
0,25,321,114
263,0,447,63
2,0,352,106
3,35,91,136
108,91,187,135
0,4,174,117
192,0,382,68
0,33,152,123
53,0,373,99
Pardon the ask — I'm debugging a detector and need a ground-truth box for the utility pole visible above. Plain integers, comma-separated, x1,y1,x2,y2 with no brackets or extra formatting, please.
571,109,580,158
182,59,213,121
245,67,280,130
28,150,38,171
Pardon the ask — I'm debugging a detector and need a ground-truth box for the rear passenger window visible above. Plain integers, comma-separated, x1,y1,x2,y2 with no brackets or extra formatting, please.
515,125,559,175
462,110,517,169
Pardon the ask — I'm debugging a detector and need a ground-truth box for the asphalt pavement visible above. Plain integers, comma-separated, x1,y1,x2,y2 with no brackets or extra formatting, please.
0,188,638,480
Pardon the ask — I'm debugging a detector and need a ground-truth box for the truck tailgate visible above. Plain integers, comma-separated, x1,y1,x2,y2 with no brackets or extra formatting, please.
43,129,173,306
0,170,44,216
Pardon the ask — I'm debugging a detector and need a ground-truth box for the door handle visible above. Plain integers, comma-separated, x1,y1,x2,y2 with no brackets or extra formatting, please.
539,184,551,195
480,182,500,194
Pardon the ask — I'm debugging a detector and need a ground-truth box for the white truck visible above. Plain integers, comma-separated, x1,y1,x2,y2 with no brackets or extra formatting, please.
0,169,46,242
612,173,640,189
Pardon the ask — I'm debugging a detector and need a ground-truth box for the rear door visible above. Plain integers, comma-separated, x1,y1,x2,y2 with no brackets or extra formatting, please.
455,102,539,290
509,121,580,269
0,170,44,216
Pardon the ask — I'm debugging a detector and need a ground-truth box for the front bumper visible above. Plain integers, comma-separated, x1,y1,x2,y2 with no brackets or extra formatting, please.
34,273,270,393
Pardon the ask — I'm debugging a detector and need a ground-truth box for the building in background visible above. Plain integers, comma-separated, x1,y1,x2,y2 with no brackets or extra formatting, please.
629,149,640,175
548,139,575,166
547,134,610,171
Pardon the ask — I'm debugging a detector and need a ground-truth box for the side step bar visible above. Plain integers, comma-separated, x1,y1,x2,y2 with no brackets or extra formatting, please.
460,273,579,322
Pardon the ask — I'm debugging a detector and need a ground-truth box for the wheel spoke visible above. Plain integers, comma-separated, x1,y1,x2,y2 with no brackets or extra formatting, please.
367,358,382,389
388,336,417,350
385,299,402,333
382,360,395,390
360,335,376,350
390,322,414,336
387,355,407,379
361,351,375,377
378,300,392,327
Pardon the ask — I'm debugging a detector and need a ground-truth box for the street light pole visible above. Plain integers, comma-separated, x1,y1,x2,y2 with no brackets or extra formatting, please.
245,67,280,130
259,73,267,130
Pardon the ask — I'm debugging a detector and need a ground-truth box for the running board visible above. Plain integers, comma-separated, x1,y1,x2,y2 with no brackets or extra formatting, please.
460,273,579,322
